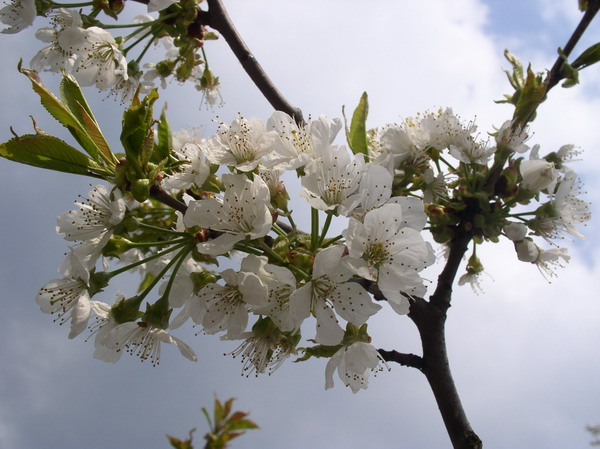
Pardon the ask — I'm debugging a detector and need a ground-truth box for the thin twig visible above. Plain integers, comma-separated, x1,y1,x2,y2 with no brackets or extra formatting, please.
378,349,423,370
203,0,305,125
428,230,472,311
547,0,600,91
150,185,187,213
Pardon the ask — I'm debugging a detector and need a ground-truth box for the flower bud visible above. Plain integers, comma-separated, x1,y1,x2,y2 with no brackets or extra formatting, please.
131,178,151,202
520,159,556,191
514,239,539,263
503,222,527,241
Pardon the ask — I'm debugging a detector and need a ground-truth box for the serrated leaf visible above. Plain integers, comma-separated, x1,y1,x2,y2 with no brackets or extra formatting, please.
347,92,369,158
78,103,115,165
19,65,99,160
0,134,100,176
60,73,115,166
572,42,600,70
60,72,96,126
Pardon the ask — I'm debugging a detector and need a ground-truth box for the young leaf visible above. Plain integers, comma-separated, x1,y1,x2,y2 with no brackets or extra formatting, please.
18,64,100,160
572,42,600,70
166,434,194,449
0,134,102,176
60,73,115,166
120,89,159,172
346,92,369,158
59,72,96,126
153,106,172,163
512,65,547,126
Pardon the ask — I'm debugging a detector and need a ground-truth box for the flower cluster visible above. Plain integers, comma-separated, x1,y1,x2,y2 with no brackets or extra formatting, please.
32,103,589,393
3,0,220,103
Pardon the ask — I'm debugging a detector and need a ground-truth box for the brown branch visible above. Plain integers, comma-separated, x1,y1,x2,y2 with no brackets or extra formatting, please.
203,0,304,125
150,185,187,213
378,349,423,370
409,295,482,449
428,229,472,311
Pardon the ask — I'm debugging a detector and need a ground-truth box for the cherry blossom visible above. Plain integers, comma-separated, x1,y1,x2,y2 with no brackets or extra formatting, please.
325,341,389,393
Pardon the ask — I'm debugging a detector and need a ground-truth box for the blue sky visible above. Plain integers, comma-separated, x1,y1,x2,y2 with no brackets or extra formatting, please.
1,1,600,448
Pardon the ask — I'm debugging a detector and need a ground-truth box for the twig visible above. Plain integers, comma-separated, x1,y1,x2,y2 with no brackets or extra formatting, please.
378,349,423,370
150,185,188,213
546,0,600,91
428,229,472,311
203,0,305,125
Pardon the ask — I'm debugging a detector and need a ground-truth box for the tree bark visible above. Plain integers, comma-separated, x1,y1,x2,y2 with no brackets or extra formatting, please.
410,297,482,449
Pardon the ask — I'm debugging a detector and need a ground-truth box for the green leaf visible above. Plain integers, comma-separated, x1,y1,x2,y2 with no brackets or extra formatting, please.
572,42,600,70
0,133,101,176
153,106,172,163
512,65,547,126
346,92,369,158
60,73,115,165
120,89,159,173
79,104,115,164
19,64,100,160
59,72,96,126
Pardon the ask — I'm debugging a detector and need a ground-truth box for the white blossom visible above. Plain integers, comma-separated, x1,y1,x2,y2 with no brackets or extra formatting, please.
56,185,126,245
36,276,91,339
30,9,81,72
62,26,128,90
344,202,434,312
163,142,211,190
226,325,296,376
100,319,198,365
495,120,530,153
546,168,591,239
325,341,389,393
184,173,273,255
520,159,557,192
289,246,381,345
534,247,570,279
0,0,35,34
240,255,296,332
199,268,268,338
204,116,275,171
266,111,342,170
301,145,364,214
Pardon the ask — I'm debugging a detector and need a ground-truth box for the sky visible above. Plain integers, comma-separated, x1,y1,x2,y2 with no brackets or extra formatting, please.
1,1,600,448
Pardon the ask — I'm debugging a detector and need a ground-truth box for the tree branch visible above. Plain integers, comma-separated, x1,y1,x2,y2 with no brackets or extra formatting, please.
546,0,600,91
378,349,423,370
203,0,304,125
428,229,472,312
150,185,187,213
